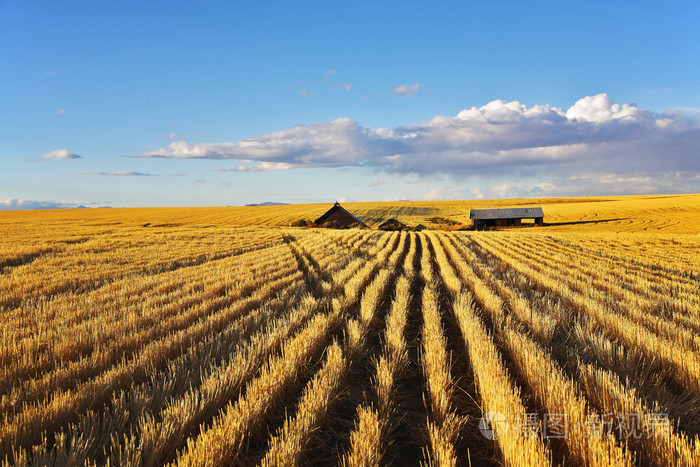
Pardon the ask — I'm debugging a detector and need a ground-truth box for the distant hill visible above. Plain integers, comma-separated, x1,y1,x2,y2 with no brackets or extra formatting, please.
245,201,290,206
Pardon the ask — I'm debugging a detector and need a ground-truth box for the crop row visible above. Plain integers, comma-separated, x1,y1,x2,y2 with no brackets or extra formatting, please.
2,228,698,466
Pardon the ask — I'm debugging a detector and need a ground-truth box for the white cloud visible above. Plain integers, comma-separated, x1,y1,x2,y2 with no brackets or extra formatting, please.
459,171,700,199
139,94,700,195
168,132,177,139
392,83,421,97
214,162,295,172
79,170,154,176
56,109,67,115
0,198,83,210
491,183,515,198
565,94,643,122
470,188,485,199
146,118,379,168
423,185,466,201
673,107,700,116
332,82,353,91
40,149,82,160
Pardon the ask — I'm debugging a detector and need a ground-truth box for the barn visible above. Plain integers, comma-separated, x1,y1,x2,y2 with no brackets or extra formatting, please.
377,218,407,231
314,202,369,229
470,207,544,229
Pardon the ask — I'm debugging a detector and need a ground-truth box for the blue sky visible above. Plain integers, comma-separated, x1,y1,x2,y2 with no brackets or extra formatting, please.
1,1,699,208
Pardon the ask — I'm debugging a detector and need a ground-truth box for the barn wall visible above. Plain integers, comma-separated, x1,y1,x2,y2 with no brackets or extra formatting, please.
473,217,542,229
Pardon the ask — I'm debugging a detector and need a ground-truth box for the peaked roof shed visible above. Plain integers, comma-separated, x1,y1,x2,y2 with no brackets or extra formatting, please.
314,202,369,229
377,218,407,231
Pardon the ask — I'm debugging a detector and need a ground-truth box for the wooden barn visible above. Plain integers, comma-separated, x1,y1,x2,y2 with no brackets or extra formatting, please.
470,207,544,229
314,202,369,229
377,218,407,231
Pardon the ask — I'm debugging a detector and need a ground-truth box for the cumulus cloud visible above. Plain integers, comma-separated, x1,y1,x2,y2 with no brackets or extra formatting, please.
40,149,82,160
392,83,421,97
214,162,295,172
473,171,700,199
565,93,642,122
0,198,83,210
79,170,155,176
139,94,700,193
144,118,386,169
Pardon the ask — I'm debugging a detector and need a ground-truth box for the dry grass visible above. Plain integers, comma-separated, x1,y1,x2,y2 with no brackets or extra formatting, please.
2,193,699,234
450,291,551,466
1,195,698,466
342,235,416,466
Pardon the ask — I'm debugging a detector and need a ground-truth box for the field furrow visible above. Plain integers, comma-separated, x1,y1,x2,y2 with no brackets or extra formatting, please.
172,231,400,466
473,234,700,401
419,235,462,466
342,234,417,466
2,208,698,466
464,234,700,444
0,251,300,407
0,269,304,459
500,235,700,335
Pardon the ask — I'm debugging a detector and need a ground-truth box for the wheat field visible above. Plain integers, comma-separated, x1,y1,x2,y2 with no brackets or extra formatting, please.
1,194,699,466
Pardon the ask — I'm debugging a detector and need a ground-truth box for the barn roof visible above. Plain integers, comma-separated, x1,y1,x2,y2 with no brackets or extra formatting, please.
314,202,369,228
470,207,544,220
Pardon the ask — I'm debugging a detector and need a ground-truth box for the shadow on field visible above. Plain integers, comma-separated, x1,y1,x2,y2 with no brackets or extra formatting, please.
543,217,631,227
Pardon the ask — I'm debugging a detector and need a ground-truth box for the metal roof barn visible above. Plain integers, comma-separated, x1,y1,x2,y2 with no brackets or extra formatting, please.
470,207,544,219
470,207,544,228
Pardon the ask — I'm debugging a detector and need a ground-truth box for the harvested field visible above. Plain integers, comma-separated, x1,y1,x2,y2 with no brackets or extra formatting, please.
1,198,699,466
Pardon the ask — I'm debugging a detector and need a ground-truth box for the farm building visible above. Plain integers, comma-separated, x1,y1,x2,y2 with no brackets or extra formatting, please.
470,207,544,229
378,218,407,231
314,202,369,229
